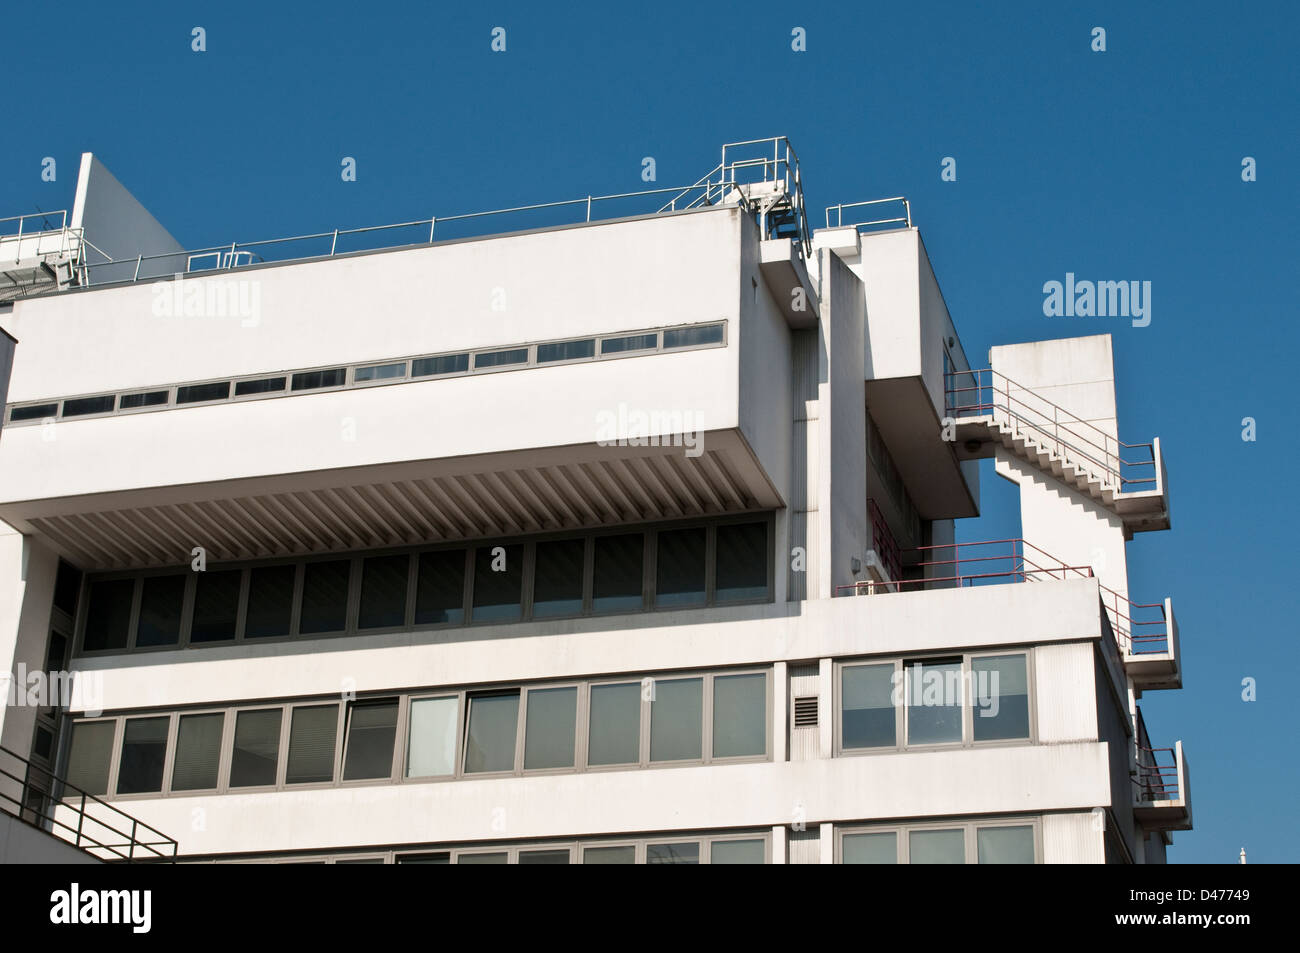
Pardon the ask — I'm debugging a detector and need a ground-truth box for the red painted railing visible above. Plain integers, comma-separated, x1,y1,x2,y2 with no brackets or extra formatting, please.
1135,746,1180,802
866,498,901,582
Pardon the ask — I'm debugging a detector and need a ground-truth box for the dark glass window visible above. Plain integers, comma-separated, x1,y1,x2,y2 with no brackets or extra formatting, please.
53,560,82,616
655,527,706,608
244,565,295,639
299,560,350,634
536,339,595,363
82,579,135,652
906,659,963,745
649,677,703,762
646,842,700,864
234,377,286,396
291,368,346,391
66,721,115,795
358,555,408,629
230,709,281,787
842,664,896,749
135,575,187,647
464,691,519,773
523,686,577,770
592,534,643,612
414,550,466,625
176,381,230,403
10,403,57,422
116,716,169,794
663,324,724,349
715,522,767,602
519,849,570,864
712,673,766,758
411,354,469,377
354,362,405,382
62,394,115,417
171,713,224,791
972,655,1030,741
342,699,399,781
119,390,168,409
531,539,584,618
190,570,241,643
471,544,523,623
600,333,658,355
286,705,339,784
587,682,640,766
473,348,528,369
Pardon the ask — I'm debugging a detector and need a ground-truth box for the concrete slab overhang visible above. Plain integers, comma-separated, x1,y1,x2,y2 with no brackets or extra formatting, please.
758,238,820,328
866,376,979,520
0,430,782,571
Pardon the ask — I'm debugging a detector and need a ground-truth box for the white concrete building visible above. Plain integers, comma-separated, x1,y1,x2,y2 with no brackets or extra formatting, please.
0,140,1189,864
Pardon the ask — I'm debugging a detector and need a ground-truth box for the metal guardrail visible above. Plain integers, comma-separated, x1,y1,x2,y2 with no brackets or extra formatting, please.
1098,585,1170,655
0,210,82,265
824,196,912,232
0,744,177,862
1135,745,1180,801
867,498,902,582
945,368,1157,492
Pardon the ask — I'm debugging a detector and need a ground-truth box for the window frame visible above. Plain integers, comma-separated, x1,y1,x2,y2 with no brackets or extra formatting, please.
836,817,1042,864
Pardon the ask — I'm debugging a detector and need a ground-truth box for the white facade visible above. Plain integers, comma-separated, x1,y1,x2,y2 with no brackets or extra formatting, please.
0,142,1188,864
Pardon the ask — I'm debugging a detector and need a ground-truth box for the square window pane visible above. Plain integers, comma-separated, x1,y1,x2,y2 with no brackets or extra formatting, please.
230,709,281,787
592,534,643,612
66,721,115,796
646,842,699,864
190,570,241,643
135,575,186,647
82,578,134,652
414,550,466,625
583,845,636,864
518,849,570,864
842,832,898,864
663,324,723,348
649,677,702,762
299,560,350,634
116,717,169,795
909,828,965,864
977,825,1035,864
286,705,338,784
712,673,766,758
972,655,1029,741
523,686,577,770
588,682,641,766
457,852,508,864
406,696,458,778
171,713,224,791
464,692,519,774
655,528,706,609
358,555,408,629
536,339,594,363
342,700,398,781
600,333,657,355
471,545,522,623
710,839,765,864
906,660,963,745
531,539,584,619
715,522,767,602
842,664,897,749
245,565,295,639
411,354,469,377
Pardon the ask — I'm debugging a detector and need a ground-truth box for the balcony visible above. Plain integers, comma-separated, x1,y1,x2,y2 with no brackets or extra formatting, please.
0,744,177,862
1099,588,1182,691
1132,736,1192,832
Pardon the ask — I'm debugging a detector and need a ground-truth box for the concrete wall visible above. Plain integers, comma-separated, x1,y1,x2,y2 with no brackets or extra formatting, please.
0,812,101,864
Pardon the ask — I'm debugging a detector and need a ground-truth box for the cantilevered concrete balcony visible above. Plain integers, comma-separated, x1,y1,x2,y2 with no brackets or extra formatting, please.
0,206,793,570
1133,739,1192,832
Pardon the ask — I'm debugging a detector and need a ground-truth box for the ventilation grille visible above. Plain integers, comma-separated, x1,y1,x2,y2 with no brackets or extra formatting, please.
793,695,819,728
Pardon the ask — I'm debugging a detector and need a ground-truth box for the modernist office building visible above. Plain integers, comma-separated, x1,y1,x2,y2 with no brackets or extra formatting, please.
0,140,1189,863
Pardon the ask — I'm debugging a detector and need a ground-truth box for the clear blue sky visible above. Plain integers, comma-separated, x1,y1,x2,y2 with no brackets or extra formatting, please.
3,1,1296,862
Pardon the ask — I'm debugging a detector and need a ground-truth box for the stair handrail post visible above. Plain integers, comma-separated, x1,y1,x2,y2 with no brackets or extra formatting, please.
76,793,86,847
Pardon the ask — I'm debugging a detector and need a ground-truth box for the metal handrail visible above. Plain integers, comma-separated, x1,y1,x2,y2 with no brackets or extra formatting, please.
0,209,69,236
835,537,1096,596
824,196,912,231
946,368,1157,491
74,178,758,288
866,498,902,582
1097,584,1169,655
1134,745,1180,801
0,744,177,862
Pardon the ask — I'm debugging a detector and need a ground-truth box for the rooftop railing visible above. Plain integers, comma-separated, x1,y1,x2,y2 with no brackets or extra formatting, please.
824,196,912,232
945,368,1157,492
0,744,177,862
